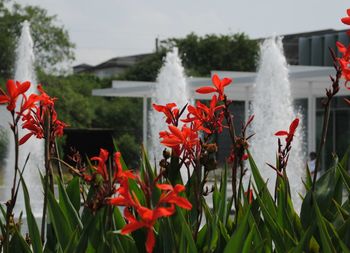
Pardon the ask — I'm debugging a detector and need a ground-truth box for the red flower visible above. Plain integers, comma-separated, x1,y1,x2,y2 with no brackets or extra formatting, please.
242,153,249,161
37,84,55,106
244,188,253,204
341,8,350,25
337,58,350,89
106,179,136,207
275,118,299,143
121,204,175,253
152,103,179,125
19,84,66,145
0,80,30,111
160,125,199,154
183,95,224,134
113,152,137,182
19,108,44,145
157,183,192,210
336,41,350,60
91,148,109,180
196,74,232,100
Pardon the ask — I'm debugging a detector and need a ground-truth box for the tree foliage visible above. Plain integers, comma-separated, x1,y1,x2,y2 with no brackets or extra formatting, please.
118,51,166,81
37,72,142,166
119,33,258,81
163,32,259,76
0,0,75,77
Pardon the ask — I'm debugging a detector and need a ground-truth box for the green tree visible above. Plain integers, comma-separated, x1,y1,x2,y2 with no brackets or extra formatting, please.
163,32,259,76
119,33,258,81
118,51,165,81
0,0,75,77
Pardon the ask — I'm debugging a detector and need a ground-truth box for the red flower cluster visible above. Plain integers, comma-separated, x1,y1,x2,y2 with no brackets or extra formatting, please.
0,80,30,111
114,183,191,253
81,148,135,184
152,103,179,125
183,95,225,134
20,85,67,144
0,80,66,145
160,125,199,157
81,149,192,253
156,74,232,160
336,9,350,89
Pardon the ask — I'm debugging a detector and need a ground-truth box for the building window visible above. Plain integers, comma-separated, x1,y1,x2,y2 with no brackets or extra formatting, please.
316,96,350,170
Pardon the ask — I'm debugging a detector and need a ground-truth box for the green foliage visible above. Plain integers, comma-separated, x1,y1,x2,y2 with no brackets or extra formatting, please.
1,145,350,252
117,33,258,82
38,72,142,167
118,51,166,81
162,33,259,76
0,0,75,77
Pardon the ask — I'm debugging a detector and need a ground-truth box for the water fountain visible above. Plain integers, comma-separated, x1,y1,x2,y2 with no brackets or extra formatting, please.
149,47,189,170
0,21,43,215
250,37,305,209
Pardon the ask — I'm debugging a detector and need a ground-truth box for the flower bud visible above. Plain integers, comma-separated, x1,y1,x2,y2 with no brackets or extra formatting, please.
163,149,171,159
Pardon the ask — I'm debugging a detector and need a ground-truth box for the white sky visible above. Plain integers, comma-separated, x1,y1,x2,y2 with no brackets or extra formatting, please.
15,0,350,66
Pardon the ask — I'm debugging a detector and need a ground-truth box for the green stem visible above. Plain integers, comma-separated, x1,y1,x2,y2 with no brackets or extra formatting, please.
4,113,19,253
41,112,51,243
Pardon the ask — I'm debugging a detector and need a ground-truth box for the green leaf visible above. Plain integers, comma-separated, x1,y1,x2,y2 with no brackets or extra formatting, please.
47,189,74,251
66,177,81,213
313,194,336,253
176,207,198,253
223,206,250,253
248,150,277,218
301,165,338,228
242,224,255,253
202,200,219,251
9,229,32,253
64,228,80,253
57,176,83,231
20,170,43,253
254,187,286,252
289,226,314,253
324,219,350,253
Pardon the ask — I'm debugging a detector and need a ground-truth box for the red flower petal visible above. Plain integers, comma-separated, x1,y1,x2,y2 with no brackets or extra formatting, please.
168,125,183,140
121,221,145,234
17,81,31,95
170,196,192,210
152,103,165,112
275,130,288,136
161,138,181,147
106,197,130,206
153,206,175,219
242,154,249,161
289,118,299,134
173,184,185,193
196,86,217,94
212,74,221,89
145,229,155,253
19,133,33,145
336,41,347,53
6,80,16,98
156,184,173,191
0,95,9,104
221,77,232,87
341,16,350,25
